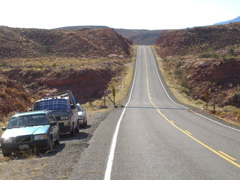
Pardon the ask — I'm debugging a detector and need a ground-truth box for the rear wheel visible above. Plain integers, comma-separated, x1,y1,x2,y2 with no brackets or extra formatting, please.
70,124,76,137
48,137,54,152
54,134,60,145
75,121,80,133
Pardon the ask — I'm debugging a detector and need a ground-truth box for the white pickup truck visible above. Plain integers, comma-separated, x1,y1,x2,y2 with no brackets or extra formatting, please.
33,90,79,136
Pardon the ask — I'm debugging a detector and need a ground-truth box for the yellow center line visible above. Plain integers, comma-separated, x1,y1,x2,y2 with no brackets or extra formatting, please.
143,47,240,168
219,151,237,161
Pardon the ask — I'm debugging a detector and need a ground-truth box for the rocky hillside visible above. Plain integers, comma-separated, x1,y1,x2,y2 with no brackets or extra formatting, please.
155,22,240,122
0,26,133,118
155,22,240,58
0,26,132,59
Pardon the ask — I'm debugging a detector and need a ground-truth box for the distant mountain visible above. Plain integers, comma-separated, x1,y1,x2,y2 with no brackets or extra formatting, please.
54,26,163,45
214,16,240,25
55,25,109,30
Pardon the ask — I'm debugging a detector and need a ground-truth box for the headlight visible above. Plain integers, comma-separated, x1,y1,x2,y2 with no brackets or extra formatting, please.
1,137,13,143
34,134,48,140
60,116,68,120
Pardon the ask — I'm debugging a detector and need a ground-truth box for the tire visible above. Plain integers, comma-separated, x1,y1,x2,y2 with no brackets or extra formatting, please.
75,121,80,133
54,134,60,145
48,137,54,152
2,149,11,157
70,124,75,137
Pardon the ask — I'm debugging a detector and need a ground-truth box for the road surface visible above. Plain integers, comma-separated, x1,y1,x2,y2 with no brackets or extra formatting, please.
69,46,240,180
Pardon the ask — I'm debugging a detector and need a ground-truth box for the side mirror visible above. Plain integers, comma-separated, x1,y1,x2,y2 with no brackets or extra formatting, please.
71,104,76,109
2,127,6,131
50,122,57,126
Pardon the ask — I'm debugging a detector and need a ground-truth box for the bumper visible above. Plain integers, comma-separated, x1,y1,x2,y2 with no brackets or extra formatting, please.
59,125,71,134
78,118,84,124
1,139,49,154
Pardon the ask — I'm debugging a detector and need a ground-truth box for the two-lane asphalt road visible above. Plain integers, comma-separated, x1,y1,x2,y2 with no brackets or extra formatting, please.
69,46,240,180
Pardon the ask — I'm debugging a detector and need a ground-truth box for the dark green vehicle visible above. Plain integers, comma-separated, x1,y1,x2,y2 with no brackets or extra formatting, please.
0,110,60,157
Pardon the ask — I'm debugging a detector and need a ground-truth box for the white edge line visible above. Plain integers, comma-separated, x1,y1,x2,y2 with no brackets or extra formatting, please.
104,46,140,180
148,47,240,132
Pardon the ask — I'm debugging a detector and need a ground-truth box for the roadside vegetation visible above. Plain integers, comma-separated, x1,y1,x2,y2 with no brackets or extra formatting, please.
152,46,240,127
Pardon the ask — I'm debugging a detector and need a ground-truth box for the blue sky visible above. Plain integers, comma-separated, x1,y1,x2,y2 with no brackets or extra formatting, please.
1,0,239,30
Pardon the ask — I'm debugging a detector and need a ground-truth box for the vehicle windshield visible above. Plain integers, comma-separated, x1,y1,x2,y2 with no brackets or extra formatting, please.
7,114,50,128
77,105,82,111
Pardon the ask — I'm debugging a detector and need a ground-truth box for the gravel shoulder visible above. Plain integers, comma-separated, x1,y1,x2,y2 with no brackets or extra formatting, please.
0,110,111,180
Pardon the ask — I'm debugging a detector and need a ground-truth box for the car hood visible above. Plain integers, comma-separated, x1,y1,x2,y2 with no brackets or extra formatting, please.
1,125,50,138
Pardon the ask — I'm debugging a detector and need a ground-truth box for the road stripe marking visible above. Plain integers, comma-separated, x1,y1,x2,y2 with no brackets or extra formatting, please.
143,46,240,169
219,151,237,161
185,130,192,135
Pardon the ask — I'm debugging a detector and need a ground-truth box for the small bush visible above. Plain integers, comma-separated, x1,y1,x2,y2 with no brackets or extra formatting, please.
232,93,240,103
29,82,37,89
232,108,240,115
4,87,12,94
223,105,235,112
196,99,204,105
0,92,6,99
14,102,25,111
199,53,212,58
37,91,43,96
180,87,190,95
18,92,30,102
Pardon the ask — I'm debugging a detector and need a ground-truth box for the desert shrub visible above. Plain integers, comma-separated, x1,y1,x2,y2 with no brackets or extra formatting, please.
180,76,189,89
18,92,30,102
0,92,6,99
232,108,240,115
14,102,25,111
232,93,240,103
223,105,235,112
196,99,204,105
1,62,7,68
29,82,37,89
216,110,221,116
4,87,12,94
228,48,235,56
52,63,56,67
175,61,183,69
199,53,212,58
37,91,43,96
212,53,220,59
174,68,183,77
180,87,190,95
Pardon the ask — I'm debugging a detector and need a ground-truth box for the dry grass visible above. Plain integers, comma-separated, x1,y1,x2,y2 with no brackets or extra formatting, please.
82,46,136,114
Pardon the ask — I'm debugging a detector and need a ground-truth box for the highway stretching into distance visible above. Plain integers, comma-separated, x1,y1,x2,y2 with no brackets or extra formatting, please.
69,46,240,180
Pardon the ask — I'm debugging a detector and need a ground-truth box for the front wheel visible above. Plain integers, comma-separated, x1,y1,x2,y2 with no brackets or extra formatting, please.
2,149,11,157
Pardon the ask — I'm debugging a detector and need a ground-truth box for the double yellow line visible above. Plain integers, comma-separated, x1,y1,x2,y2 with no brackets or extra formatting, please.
143,47,240,168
